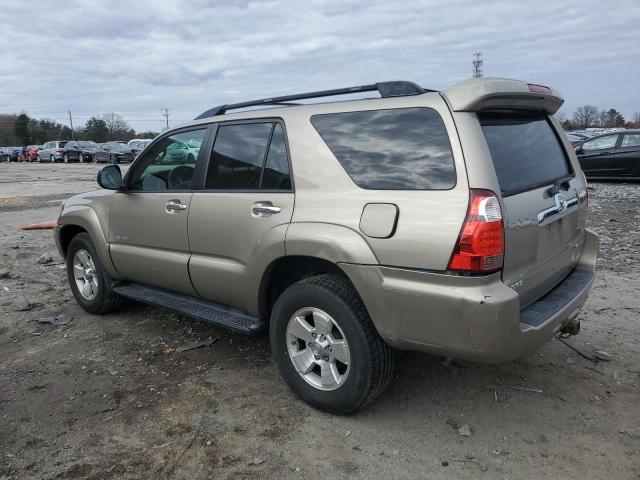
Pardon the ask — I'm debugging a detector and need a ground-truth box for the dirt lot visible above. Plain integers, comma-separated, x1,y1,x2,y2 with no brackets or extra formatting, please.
1,163,639,480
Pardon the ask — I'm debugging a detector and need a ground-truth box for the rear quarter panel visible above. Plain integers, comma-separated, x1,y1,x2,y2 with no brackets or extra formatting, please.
283,94,470,270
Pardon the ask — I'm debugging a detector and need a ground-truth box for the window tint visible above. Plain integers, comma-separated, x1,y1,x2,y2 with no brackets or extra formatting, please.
582,135,618,151
261,124,291,190
59,141,68,148
479,112,571,196
206,123,272,189
128,128,206,191
621,133,640,148
311,108,455,190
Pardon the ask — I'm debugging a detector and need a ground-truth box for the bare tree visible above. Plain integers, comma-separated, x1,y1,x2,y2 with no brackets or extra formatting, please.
102,113,131,140
572,105,599,129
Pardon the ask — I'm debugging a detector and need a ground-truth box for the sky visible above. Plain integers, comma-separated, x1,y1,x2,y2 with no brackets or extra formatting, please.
0,0,638,132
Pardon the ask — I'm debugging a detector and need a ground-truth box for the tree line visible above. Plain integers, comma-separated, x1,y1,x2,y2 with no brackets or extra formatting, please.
557,106,640,130
0,113,159,146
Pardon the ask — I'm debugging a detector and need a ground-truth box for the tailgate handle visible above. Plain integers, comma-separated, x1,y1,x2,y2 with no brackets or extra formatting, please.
537,193,578,223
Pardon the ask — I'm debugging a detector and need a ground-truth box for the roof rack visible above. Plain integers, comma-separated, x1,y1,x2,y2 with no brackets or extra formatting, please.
194,81,433,119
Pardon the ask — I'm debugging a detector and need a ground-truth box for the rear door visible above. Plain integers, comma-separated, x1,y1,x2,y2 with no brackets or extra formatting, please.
478,111,588,308
576,134,620,176
187,120,294,312
616,132,640,177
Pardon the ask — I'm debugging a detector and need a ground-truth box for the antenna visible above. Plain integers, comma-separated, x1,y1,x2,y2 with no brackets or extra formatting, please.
162,108,169,130
472,52,484,78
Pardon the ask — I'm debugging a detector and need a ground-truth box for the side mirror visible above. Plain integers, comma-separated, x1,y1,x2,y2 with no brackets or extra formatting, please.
575,146,583,154
97,165,123,190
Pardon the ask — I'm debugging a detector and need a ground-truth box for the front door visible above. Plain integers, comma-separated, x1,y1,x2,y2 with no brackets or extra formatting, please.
577,134,620,176
188,121,294,312
109,127,211,294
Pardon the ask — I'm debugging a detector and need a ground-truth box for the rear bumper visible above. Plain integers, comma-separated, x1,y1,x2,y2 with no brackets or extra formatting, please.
341,229,598,363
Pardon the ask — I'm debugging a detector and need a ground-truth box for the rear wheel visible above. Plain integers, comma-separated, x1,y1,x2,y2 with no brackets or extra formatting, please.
50,155,55,163
63,154,69,163
270,274,394,414
66,233,122,314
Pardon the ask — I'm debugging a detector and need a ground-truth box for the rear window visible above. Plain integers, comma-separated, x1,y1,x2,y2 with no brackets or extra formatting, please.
479,112,571,196
311,107,456,190
59,141,68,147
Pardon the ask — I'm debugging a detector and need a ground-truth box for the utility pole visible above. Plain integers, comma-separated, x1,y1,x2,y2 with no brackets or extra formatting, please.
163,108,169,130
472,52,484,78
68,110,76,140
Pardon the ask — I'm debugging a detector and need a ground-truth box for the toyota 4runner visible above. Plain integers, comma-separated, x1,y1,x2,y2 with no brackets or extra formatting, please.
55,77,598,414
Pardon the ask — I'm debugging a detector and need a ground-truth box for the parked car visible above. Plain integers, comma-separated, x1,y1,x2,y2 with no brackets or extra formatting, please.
575,130,640,179
26,145,42,161
0,147,12,162
63,141,99,163
128,139,152,157
93,142,134,164
37,140,69,162
565,132,588,148
4,147,20,162
56,78,597,414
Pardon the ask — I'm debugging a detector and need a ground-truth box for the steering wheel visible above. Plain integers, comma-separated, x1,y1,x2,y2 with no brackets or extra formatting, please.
168,165,194,189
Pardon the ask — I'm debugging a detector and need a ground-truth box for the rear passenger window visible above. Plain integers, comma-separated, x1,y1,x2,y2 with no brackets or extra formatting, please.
621,134,640,148
206,123,272,189
261,124,291,190
205,122,292,190
311,108,456,190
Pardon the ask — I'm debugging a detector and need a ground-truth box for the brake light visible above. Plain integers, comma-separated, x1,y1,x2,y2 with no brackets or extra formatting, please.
56,148,64,153
528,83,551,95
448,189,504,273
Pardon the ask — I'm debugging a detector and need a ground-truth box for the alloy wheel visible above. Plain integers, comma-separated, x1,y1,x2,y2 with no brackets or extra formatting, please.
72,249,98,301
286,307,351,391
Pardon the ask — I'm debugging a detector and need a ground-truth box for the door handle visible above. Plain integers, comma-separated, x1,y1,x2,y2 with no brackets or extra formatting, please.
252,202,281,216
166,199,187,213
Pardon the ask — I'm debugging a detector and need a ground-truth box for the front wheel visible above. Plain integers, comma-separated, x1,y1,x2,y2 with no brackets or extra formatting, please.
66,232,122,314
270,274,394,414
79,153,84,162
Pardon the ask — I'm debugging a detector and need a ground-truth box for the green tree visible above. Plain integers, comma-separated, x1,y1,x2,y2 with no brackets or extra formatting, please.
15,113,31,145
83,117,109,142
605,109,625,128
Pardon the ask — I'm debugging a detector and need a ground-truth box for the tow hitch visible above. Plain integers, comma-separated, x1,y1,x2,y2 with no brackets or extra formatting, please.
560,317,581,336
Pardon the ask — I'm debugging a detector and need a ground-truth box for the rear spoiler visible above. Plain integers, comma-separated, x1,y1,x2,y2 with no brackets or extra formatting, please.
443,77,564,115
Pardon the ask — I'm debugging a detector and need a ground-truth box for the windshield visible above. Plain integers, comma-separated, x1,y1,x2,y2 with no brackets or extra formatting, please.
78,141,97,147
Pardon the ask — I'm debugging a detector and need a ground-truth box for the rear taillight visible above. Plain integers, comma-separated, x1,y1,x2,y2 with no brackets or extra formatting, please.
448,189,504,273
56,148,64,153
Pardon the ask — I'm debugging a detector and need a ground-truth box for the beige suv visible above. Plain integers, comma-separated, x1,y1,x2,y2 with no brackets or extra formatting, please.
55,78,598,414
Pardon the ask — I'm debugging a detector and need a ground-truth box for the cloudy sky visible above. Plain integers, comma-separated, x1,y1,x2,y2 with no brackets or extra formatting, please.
1,0,638,132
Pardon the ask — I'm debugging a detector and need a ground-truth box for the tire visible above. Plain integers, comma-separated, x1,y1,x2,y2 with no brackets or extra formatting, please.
79,153,84,163
36,155,41,163
66,232,122,314
270,274,394,414
63,154,69,163
50,155,55,163
110,154,118,165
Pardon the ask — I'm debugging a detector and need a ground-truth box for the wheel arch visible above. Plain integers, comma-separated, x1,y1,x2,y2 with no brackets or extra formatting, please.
257,255,352,322
57,205,121,279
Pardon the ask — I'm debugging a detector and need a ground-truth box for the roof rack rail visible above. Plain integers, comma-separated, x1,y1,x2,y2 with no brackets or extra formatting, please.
195,81,433,119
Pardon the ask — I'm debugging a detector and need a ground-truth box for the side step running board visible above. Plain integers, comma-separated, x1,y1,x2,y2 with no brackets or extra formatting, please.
112,283,267,336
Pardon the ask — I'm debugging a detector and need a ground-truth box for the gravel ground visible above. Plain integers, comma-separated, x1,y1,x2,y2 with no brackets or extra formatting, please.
0,164,638,480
